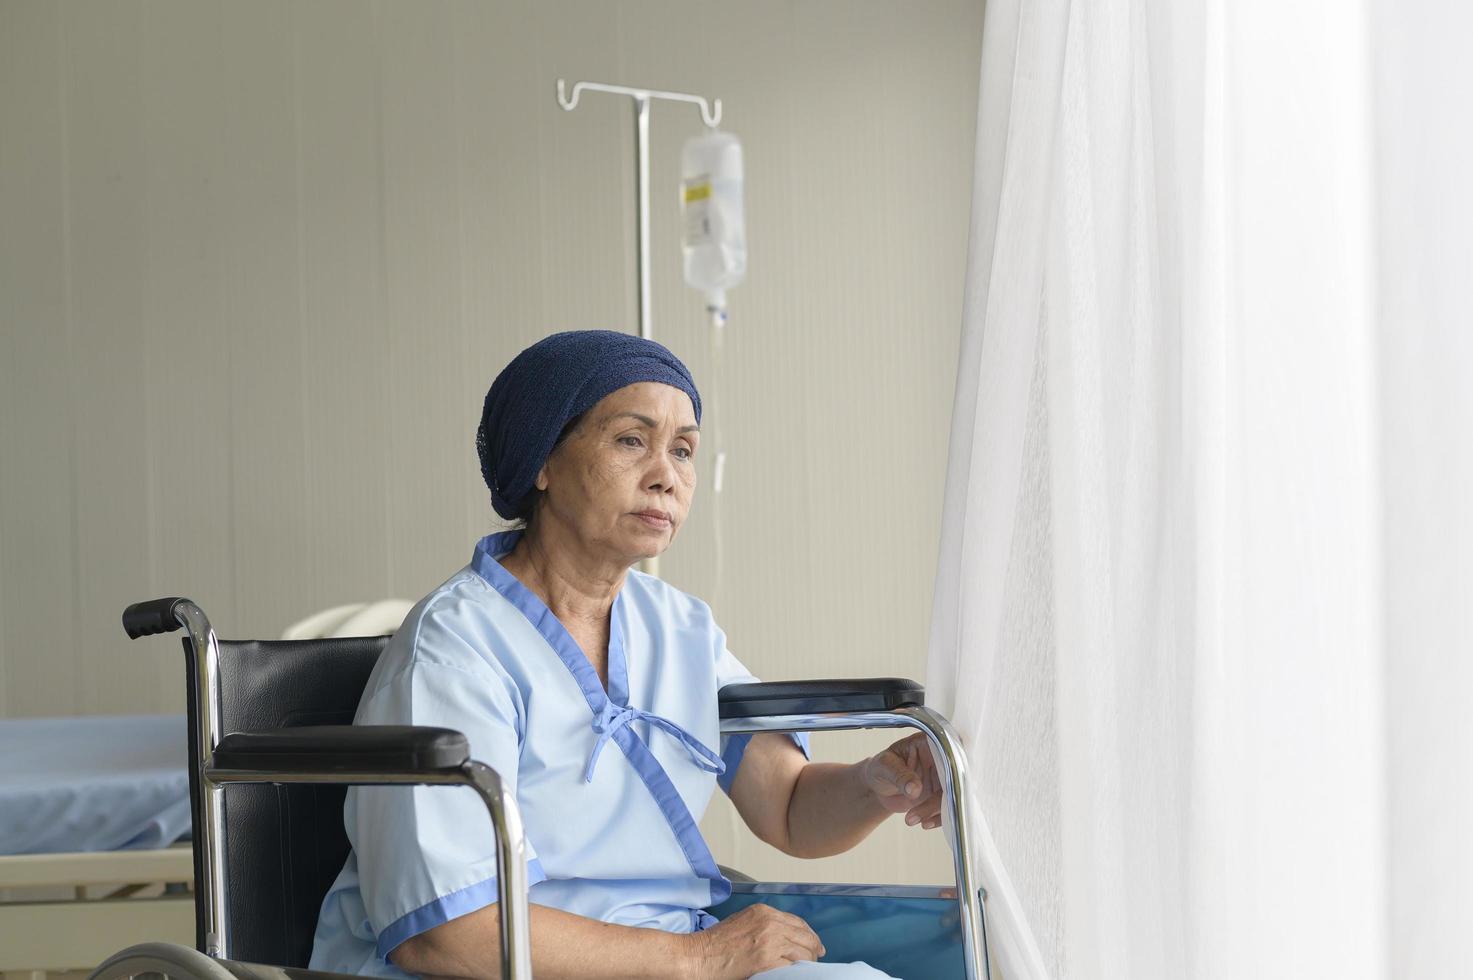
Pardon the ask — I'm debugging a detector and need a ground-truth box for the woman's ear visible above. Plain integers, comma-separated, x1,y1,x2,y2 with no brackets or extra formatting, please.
535,463,549,493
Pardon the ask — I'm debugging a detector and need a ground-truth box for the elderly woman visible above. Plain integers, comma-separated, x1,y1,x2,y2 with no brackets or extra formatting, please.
310,332,945,979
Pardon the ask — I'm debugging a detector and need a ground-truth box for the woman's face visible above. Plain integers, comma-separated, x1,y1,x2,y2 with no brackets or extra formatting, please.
534,382,700,565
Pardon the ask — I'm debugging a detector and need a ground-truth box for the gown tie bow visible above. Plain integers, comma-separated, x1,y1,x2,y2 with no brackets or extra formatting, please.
583,699,726,784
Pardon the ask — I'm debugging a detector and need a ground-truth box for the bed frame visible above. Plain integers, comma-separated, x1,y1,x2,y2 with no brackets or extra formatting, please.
0,845,193,979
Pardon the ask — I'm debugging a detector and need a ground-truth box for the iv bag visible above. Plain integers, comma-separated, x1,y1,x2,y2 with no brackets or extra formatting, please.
680,130,746,314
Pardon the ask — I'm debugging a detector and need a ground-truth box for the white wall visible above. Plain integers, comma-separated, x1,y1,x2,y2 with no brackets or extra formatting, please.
0,0,981,886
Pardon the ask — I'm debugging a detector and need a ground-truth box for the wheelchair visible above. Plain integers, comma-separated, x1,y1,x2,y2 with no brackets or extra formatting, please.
90,597,990,980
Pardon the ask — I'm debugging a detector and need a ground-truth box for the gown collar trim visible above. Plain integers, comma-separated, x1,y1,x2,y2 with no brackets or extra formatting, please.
471,529,629,710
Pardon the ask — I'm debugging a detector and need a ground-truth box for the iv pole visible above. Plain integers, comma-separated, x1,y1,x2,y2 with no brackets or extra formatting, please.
554,79,722,340
555,79,723,577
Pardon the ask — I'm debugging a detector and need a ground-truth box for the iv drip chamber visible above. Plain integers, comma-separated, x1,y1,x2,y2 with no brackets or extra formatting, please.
680,130,746,315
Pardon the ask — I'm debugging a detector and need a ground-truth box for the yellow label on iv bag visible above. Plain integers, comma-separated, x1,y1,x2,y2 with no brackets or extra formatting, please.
683,175,714,248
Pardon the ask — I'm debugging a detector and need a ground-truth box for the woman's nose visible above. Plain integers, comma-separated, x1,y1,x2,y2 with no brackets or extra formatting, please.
644,452,678,493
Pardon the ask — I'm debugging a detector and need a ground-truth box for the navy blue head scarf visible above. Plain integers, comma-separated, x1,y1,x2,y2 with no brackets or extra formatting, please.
477,330,702,521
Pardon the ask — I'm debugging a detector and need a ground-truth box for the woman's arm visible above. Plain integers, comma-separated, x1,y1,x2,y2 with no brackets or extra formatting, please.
728,732,945,859
390,897,824,980
391,902,686,980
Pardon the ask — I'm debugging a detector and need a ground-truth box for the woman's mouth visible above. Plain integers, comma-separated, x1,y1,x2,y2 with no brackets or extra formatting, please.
634,510,672,530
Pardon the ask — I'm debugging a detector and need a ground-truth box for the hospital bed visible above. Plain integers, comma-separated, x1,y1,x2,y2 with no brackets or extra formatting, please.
90,597,991,980
0,715,195,977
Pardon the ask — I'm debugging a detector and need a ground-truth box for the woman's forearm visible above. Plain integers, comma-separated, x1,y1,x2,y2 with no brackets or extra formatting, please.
393,901,693,980
783,760,893,859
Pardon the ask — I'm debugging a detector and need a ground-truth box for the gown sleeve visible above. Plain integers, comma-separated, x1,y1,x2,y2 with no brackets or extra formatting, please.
714,644,812,795
347,620,547,962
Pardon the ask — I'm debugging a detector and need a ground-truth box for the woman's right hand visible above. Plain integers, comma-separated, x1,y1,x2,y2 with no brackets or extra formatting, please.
683,903,825,979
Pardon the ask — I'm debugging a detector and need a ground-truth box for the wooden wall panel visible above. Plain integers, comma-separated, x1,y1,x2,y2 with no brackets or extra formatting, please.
220,0,311,639
377,1,475,599
0,0,79,717
294,1,393,615
532,2,631,336
451,0,547,537
140,0,234,707
62,0,163,714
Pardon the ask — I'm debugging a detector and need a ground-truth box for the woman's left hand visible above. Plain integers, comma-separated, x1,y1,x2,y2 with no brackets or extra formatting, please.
861,732,946,830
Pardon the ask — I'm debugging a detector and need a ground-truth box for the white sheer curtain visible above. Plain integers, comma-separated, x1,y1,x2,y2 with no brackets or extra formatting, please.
927,1,1472,978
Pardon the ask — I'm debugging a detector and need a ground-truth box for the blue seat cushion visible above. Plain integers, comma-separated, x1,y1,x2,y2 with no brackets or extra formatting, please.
706,884,966,980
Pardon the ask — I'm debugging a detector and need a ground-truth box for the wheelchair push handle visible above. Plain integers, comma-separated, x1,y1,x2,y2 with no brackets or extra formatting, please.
122,596,189,639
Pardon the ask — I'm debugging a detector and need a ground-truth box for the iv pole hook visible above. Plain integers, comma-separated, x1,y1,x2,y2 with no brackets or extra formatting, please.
556,79,723,129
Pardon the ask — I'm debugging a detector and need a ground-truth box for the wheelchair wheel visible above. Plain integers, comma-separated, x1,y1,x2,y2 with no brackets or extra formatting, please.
89,943,242,980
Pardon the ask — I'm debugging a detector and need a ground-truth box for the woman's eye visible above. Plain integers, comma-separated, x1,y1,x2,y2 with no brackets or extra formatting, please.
673,446,692,460
619,436,643,448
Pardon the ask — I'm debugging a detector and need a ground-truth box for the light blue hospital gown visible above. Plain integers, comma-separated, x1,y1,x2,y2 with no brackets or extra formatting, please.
310,531,896,979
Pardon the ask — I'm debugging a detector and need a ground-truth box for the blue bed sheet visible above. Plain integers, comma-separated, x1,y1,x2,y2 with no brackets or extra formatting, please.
0,714,191,855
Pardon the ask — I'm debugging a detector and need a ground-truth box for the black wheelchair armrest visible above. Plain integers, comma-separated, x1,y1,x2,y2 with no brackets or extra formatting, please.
210,725,469,773
718,678,924,719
